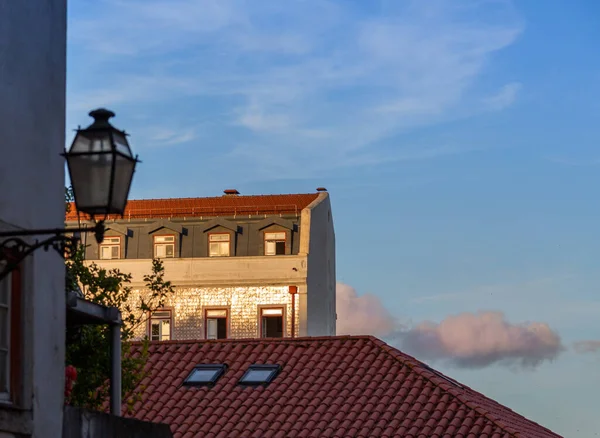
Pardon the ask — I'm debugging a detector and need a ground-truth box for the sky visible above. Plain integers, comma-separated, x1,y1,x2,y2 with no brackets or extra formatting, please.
67,1,600,435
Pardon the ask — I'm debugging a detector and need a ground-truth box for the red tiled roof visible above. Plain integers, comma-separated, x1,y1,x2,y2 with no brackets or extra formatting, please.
123,336,562,438
65,193,321,221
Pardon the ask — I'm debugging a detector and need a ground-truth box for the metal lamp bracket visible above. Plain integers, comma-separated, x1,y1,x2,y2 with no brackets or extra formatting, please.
0,221,105,281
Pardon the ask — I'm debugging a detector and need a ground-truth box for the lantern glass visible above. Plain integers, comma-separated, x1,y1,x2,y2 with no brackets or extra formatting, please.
111,153,136,213
70,131,113,153
67,151,113,216
65,108,138,217
112,131,132,157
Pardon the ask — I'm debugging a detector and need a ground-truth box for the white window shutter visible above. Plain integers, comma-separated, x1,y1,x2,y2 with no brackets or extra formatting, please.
265,241,276,255
207,319,218,340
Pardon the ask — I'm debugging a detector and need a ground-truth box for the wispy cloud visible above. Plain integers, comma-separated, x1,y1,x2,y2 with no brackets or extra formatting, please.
410,274,574,305
146,127,197,147
545,156,600,166
483,82,522,111
68,0,524,179
573,340,600,354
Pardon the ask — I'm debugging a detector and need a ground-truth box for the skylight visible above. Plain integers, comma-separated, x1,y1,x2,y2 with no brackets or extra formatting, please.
183,364,227,387
239,364,281,386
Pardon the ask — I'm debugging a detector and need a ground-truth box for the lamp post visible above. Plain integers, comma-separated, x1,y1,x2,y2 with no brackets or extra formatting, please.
0,108,139,281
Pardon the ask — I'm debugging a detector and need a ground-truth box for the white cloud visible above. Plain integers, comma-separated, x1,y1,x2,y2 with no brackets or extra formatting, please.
68,0,524,177
236,104,293,132
483,82,522,110
402,311,564,368
336,283,402,336
147,127,196,146
337,283,563,370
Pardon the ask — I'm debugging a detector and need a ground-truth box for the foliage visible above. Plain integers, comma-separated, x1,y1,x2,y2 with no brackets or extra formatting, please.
65,186,74,211
64,188,175,410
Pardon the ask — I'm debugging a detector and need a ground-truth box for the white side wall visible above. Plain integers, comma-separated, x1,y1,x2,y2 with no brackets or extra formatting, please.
0,1,67,437
300,193,336,336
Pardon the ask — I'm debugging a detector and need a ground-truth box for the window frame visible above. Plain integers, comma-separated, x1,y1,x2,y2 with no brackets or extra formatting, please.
264,231,287,256
208,233,231,258
258,306,286,338
183,364,228,387
204,307,229,340
0,273,11,401
153,234,176,259
99,236,121,260
148,308,173,341
0,266,22,404
238,364,281,386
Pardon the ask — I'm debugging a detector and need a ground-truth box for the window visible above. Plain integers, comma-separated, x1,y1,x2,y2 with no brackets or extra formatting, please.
0,268,21,402
239,364,281,386
0,275,11,397
260,307,284,338
154,235,175,258
99,236,121,260
208,233,230,257
205,309,228,340
264,232,286,256
183,364,227,387
149,310,172,341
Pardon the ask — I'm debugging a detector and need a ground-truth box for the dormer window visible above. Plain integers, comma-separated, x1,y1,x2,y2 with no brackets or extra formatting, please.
154,235,175,258
99,236,121,260
264,232,286,256
208,233,230,257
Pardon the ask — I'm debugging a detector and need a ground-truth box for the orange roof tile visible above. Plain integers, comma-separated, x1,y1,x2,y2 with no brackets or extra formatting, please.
121,336,562,438
65,193,321,221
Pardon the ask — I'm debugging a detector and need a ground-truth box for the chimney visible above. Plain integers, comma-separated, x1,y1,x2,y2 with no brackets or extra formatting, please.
316,187,327,192
223,189,240,196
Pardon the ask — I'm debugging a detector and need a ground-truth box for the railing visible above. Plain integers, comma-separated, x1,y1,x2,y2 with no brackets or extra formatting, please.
66,204,301,221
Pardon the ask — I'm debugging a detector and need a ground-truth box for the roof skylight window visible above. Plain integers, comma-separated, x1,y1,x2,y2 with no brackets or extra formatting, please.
239,364,281,386
183,364,227,387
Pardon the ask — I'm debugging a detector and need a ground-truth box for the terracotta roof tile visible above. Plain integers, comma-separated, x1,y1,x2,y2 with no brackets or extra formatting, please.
66,192,321,221
122,336,562,438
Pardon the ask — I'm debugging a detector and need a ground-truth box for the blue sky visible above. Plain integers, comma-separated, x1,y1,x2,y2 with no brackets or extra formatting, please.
68,1,600,435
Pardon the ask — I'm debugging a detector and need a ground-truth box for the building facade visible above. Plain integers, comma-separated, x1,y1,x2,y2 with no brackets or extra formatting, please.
0,1,67,437
66,189,336,340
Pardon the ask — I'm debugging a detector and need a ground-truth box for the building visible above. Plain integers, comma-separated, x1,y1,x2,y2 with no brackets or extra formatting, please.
121,336,562,438
65,189,336,341
0,1,67,436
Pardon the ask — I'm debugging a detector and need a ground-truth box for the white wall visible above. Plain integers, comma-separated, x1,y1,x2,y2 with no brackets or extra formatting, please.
301,193,336,336
0,1,67,437
91,255,308,287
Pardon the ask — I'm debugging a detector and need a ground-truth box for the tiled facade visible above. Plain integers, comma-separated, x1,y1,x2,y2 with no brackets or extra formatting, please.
129,286,300,340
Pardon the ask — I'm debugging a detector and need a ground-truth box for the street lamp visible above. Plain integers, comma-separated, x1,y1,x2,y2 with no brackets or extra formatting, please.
66,108,137,218
0,108,139,281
